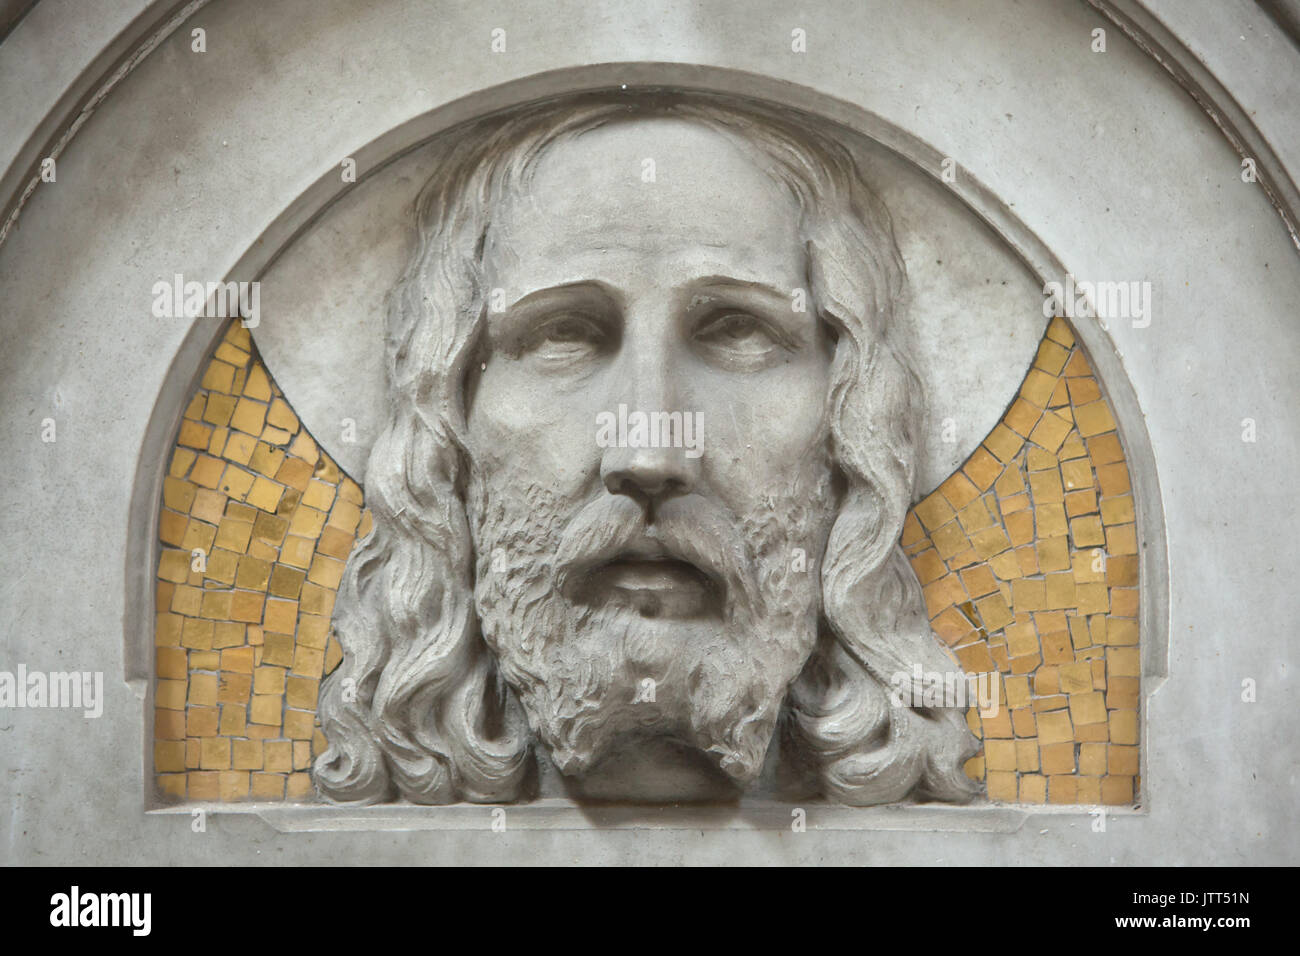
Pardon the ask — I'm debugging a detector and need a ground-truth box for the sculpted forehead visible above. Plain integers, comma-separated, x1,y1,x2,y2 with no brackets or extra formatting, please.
482,118,806,295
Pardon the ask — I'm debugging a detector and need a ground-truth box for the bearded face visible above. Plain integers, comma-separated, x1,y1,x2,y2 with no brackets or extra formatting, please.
462,117,842,789
315,99,982,809
466,454,836,783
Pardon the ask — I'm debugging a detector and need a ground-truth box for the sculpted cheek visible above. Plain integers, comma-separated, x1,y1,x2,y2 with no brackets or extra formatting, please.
696,369,831,518
468,382,599,498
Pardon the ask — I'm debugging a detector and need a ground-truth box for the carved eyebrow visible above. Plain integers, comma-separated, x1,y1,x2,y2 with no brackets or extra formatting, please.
686,275,813,344
688,276,800,311
497,280,620,317
484,280,621,356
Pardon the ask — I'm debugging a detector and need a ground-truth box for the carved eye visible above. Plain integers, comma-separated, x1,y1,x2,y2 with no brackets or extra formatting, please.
521,313,607,363
694,310,782,358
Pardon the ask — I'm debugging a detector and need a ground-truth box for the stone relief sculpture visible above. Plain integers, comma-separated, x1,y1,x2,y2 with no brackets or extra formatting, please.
152,92,1142,810
313,95,982,806
23,0,1300,871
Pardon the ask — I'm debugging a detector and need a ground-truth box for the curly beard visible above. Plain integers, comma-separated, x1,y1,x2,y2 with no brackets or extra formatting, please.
465,457,837,785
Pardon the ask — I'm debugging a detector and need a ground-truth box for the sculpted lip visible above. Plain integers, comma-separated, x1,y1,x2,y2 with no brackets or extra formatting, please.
576,548,721,618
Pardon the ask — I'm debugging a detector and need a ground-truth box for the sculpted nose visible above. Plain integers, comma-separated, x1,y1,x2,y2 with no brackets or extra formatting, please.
599,309,703,510
601,443,698,505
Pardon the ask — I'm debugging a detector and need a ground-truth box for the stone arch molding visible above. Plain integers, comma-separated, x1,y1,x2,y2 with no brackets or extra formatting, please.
7,0,1297,847
128,65,1170,825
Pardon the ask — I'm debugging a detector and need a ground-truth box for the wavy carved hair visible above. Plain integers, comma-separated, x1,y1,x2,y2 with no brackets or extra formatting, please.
314,93,980,805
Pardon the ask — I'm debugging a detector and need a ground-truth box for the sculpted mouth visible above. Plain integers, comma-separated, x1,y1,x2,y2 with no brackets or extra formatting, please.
573,547,722,619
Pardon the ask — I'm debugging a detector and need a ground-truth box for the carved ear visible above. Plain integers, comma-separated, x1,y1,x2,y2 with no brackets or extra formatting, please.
898,317,1139,801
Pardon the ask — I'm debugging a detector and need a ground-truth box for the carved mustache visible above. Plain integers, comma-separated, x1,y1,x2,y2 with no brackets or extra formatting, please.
552,493,762,617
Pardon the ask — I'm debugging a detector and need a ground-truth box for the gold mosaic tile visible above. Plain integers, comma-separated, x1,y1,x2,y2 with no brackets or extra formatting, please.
154,321,360,802
903,316,1141,806
157,315,1140,807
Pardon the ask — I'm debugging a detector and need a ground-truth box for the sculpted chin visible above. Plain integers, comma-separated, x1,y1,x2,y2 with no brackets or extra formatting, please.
314,93,981,806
